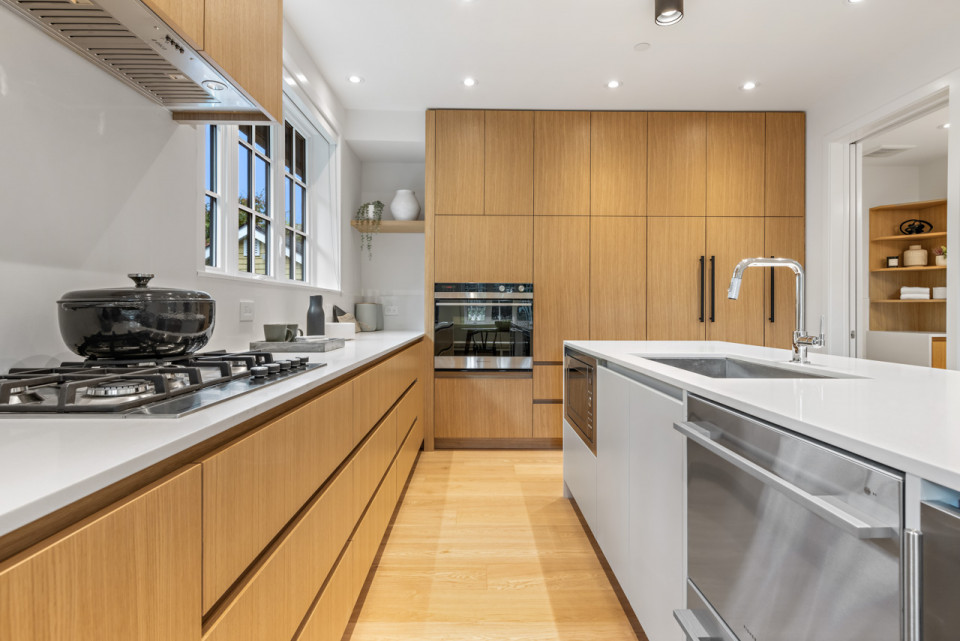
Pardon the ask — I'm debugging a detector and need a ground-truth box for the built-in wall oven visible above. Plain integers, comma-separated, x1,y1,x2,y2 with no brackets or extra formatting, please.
674,395,905,641
434,283,532,371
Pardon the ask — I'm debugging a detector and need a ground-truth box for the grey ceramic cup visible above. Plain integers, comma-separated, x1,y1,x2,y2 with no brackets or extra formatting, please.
264,324,292,342
286,324,304,341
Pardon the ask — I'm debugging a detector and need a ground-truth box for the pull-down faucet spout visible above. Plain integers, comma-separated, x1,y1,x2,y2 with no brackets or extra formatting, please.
727,257,824,363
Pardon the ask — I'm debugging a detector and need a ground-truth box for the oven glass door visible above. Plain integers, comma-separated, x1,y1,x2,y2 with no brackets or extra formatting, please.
434,299,532,370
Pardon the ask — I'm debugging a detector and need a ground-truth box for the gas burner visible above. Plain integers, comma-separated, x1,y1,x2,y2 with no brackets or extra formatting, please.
85,379,155,398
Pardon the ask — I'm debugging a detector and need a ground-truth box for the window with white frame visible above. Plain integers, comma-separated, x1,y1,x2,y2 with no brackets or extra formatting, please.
201,90,339,289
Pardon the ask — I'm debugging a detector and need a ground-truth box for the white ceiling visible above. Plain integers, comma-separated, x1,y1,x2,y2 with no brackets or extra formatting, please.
862,106,950,167
285,0,960,113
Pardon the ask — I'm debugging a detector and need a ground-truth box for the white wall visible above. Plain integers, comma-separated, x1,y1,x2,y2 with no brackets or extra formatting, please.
357,162,426,330
0,9,361,371
920,156,949,200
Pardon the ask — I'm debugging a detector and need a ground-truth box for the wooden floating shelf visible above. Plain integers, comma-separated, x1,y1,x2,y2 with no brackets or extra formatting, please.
870,231,947,242
351,220,425,234
871,299,946,304
870,266,947,272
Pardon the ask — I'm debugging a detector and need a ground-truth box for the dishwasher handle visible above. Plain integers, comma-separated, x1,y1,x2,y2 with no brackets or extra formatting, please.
674,421,897,540
673,609,724,641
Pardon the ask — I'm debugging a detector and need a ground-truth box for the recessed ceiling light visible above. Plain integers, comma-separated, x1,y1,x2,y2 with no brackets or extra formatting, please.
284,76,297,87
655,0,684,25
939,123,951,129
347,75,364,84
847,0,864,4
463,77,477,87
202,80,226,92
633,42,652,52
741,81,758,91
607,80,622,89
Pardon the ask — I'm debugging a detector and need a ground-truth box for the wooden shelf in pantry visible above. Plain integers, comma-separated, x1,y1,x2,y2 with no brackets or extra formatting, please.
870,231,947,242
870,299,946,304
870,265,946,272
350,220,424,234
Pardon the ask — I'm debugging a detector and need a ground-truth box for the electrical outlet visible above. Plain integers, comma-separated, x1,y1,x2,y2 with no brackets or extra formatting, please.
239,300,255,322
384,305,400,316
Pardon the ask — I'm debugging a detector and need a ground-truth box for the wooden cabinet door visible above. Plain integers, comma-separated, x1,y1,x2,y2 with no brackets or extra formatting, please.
706,217,765,345
0,466,201,641
534,216,590,361
764,217,805,349
143,0,204,48
591,112,647,216
590,217,647,340
534,111,590,216
646,217,706,340
435,215,533,282
765,113,806,217
434,375,533,440
203,0,282,121
485,110,533,215
707,113,765,217
647,112,706,217
436,110,485,215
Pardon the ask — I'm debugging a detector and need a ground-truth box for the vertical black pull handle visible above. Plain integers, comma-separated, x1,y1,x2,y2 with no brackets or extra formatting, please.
769,257,776,323
699,256,705,323
709,256,716,323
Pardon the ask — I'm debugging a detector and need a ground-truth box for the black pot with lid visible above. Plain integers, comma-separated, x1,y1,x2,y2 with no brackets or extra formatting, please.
57,274,216,359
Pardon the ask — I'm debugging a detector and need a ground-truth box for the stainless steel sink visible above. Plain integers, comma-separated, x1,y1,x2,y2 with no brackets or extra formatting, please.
644,356,837,379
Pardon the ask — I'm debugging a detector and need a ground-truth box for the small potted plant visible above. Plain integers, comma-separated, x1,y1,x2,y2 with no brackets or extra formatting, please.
934,245,947,267
354,200,384,259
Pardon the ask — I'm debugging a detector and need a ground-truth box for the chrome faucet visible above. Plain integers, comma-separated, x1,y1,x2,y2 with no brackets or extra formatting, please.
727,257,824,364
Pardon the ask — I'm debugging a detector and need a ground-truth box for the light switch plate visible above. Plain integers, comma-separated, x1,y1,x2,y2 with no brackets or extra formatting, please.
239,300,255,322
384,305,400,316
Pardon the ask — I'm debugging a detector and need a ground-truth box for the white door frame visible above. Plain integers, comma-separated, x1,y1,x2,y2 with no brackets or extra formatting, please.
822,80,960,366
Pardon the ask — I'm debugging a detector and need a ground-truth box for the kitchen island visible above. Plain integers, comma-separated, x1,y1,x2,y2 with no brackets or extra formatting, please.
564,340,960,641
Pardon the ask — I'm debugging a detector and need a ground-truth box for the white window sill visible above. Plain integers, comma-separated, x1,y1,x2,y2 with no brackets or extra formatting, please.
197,268,342,295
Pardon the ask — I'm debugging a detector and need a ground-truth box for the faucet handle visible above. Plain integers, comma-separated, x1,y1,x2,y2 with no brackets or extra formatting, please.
818,315,826,348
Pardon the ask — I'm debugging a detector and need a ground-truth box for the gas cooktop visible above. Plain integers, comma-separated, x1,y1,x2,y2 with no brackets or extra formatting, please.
0,351,325,417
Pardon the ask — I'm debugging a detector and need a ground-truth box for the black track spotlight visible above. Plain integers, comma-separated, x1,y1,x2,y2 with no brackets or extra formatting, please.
655,0,684,25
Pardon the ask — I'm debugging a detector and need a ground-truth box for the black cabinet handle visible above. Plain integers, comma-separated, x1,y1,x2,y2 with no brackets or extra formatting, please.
699,256,705,323
709,256,716,323
769,257,776,323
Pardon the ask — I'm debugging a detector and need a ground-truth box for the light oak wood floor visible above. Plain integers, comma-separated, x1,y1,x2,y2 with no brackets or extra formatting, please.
346,450,643,641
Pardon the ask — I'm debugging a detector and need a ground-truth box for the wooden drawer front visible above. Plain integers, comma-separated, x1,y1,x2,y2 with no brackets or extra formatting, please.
0,466,201,641
533,364,563,400
396,381,423,445
435,376,533,439
353,344,418,446
353,410,399,521
397,418,423,496
352,461,399,595
533,403,563,439
296,544,360,641
201,382,354,611
203,462,355,641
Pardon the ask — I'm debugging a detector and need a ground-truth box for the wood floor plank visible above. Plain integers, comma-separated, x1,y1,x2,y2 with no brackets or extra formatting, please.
347,450,644,641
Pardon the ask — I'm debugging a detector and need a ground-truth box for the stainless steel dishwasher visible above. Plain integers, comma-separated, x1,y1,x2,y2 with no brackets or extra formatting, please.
673,395,904,641
921,498,960,640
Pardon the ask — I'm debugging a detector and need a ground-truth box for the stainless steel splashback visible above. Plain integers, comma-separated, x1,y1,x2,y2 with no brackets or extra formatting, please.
2,0,256,113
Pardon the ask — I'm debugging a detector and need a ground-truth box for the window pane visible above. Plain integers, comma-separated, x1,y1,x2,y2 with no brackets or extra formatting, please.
239,125,252,143
255,217,269,275
295,183,305,231
255,126,271,157
295,233,305,281
238,209,251,272
205,125,215,192
295,132,306,180
284,123,293,173
254,155,269,214
285,176,293,226
238,145,251,207
205,196,216,267
285,230,293,280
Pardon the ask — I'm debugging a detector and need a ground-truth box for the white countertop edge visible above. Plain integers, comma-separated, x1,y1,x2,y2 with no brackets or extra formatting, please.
565,340,960,492
0,331,424,537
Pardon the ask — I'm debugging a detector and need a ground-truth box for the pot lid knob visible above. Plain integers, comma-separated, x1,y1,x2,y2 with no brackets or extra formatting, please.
128,273,155,288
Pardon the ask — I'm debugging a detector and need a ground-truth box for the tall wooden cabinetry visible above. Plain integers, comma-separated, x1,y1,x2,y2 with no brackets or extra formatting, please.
427,109,806,447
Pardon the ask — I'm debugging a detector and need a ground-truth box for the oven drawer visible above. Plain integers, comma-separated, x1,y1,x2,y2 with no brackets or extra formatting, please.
678,396,903,641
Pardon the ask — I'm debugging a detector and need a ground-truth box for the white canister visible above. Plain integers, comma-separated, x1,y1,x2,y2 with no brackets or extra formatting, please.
903,245,928,267
936,255,947,267
933,287,947,300
390,190,421,221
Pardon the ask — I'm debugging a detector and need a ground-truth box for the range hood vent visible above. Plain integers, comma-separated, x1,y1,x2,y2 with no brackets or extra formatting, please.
2,0,259,114
864,145,917,159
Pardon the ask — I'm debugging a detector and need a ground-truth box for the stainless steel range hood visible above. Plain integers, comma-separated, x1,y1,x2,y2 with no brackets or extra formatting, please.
2,0,260,117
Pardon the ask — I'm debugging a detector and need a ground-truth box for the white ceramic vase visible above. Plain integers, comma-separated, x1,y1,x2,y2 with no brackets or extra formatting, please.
936,255,947,267
390,190,421,221
903,244,928,267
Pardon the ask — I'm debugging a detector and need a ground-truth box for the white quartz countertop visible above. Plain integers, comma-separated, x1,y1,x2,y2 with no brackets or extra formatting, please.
0,331,423,537
566,340,960,491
